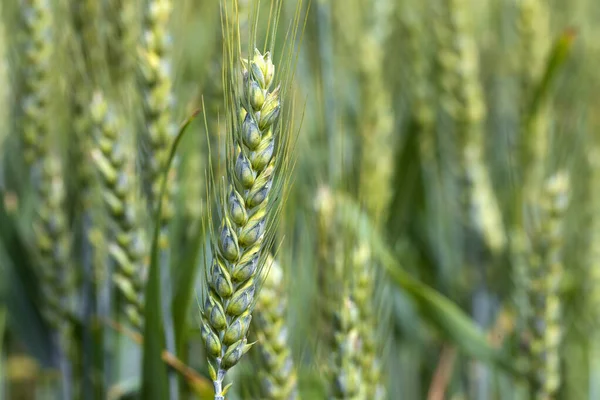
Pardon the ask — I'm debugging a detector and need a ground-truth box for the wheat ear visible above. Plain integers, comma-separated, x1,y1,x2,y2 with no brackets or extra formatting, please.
250,255,298,399
355,0,395,223
139,0,176,241
435,0,506,255
90,92,147,329
511,0,553,340
330,294,363,399
19,0,54,166
525,172,569,399
201,49,284,400
352,245,385,400
516,0,551,198
33,156,72,332
315,187,364,399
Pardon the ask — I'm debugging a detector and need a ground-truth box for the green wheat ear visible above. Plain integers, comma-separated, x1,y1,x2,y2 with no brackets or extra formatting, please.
525,172,569,398
201,48,284,400
90,92,148,329
33,155,72,333
199,0,304,395
314,186,364,399
435,0,506,256
250,255,298,399
139,0,176,245
20,0,54,167
352,244,385,399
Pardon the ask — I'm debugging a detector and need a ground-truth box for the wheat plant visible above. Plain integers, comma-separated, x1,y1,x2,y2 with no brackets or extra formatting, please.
1,0,598,399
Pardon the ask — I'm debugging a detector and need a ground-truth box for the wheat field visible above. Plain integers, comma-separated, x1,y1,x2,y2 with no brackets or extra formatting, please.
0,0,599,399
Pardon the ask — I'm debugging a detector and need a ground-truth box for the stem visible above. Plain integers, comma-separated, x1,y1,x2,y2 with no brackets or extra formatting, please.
53,332,71,400
213,366,225,400
160,243,179,400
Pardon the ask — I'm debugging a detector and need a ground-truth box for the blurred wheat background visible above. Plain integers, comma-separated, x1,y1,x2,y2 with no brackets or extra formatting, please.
0,0,598,399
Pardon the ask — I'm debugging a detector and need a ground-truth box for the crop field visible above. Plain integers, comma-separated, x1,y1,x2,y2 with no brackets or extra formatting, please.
0,0,598,399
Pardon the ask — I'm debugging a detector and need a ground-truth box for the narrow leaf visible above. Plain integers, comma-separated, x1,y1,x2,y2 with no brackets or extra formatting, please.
142,110,199,399
526,28,576,125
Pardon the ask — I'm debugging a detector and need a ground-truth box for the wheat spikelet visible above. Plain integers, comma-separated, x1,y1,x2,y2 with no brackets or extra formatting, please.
200,48,285,399
250,256,298,399
525,172,569,399
19,0,54,166
90,92,147,329
435,0,506,255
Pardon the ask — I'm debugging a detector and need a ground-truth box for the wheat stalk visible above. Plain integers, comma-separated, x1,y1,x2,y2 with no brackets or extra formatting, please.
250,255,298,399
201,48,286,400
90,92,147,329
525,172,569,399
